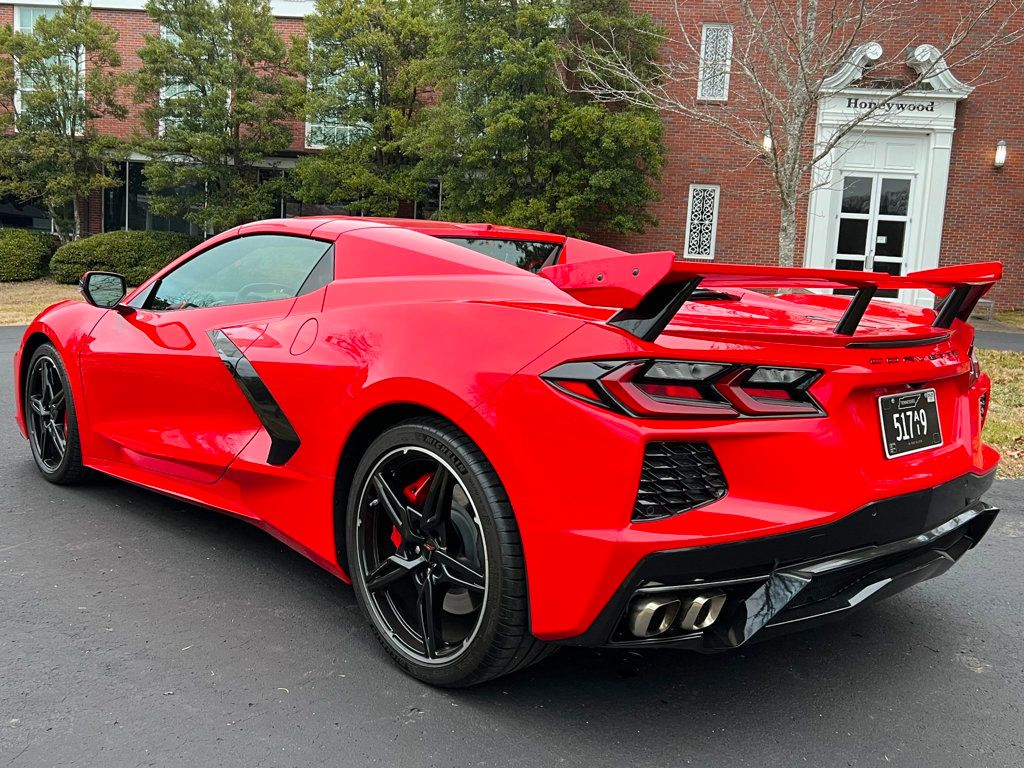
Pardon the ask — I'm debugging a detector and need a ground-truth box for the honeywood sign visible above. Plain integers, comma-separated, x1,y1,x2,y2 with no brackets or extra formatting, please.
820,90,958,128
845,97,937,113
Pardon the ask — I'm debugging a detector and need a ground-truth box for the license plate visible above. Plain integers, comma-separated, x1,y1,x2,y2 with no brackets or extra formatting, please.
878,388,942,459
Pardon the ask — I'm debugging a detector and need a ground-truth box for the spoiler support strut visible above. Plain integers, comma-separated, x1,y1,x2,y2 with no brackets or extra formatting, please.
608,278,702,342
834,285,878,336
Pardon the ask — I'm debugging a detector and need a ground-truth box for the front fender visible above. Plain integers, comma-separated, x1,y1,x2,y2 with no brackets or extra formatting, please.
13,300,107,444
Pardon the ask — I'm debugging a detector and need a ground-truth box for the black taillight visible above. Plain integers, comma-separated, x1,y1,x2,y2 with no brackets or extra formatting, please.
543,359,823,418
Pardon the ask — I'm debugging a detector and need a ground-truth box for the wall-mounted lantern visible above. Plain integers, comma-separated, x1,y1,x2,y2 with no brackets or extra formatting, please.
762,133,773,154
994,139,1008,169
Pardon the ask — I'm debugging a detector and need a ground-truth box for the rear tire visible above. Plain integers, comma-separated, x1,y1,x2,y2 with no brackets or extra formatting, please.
24,343,90,485
346,417,553,687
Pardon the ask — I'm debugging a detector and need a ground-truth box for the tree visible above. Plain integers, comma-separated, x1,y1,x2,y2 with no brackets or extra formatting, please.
0,0,129,241
292,0,434,216
569,0,1023,265
135,0,301,232
407,0,664,237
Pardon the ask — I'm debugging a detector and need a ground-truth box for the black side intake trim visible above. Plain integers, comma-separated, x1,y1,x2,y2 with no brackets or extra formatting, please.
633,442,728,521
208,330,301,465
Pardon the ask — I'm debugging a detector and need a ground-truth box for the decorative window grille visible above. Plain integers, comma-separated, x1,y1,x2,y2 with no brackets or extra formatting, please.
684,185,720,259
697,23,733,101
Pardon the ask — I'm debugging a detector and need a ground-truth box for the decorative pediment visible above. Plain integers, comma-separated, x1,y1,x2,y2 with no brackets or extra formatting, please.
821,42,883,91
822,42,973,98
906,44,974,97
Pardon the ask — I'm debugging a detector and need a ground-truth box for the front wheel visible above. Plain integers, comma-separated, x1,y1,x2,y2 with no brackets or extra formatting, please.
24,343,90,485
346,417,552,687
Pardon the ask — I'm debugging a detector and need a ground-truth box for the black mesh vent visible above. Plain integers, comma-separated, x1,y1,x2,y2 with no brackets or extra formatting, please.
633,442,728,522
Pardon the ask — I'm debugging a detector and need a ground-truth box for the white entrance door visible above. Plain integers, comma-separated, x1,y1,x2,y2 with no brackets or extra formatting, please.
823,132,929,304
832,172,913,299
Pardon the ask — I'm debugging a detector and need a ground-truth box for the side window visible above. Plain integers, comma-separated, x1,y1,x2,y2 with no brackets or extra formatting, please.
146,235,333,311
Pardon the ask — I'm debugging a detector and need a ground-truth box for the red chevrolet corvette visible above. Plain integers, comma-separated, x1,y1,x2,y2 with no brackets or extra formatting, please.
14,216,1001,686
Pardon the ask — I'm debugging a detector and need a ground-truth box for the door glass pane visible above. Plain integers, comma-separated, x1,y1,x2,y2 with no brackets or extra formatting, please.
875,220,906,258
841,176,873,213
871,260,900,298
835,258,865,272
871,260,902,277
837,218,868,255
878,178,910,216
148,235,332,311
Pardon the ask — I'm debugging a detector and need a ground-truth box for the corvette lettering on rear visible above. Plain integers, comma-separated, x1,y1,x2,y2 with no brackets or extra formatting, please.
868,350,961,365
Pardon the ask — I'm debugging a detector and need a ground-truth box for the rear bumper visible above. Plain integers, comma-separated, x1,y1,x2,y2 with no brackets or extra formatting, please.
559,470,998,649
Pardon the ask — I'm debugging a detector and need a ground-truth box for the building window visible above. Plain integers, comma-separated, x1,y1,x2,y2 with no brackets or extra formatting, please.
157,28,201,135
102,161,202,235
0,194,53,231
683,184,720,259
305,45,373,149
305,120,369,149
14,6,85,133
697,23,732,101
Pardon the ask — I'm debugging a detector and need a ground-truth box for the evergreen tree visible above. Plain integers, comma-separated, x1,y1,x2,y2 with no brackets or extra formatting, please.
407,0,664,236
293,0,434,216
135,0,300,232
0,0,129,240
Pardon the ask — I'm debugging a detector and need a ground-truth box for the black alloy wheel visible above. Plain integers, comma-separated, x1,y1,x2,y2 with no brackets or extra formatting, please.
347,418,553,686
27,355,67,472
355,446,488,664
24,344,89,484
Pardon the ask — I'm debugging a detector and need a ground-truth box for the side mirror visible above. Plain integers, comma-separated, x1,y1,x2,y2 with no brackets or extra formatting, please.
80,271,127,309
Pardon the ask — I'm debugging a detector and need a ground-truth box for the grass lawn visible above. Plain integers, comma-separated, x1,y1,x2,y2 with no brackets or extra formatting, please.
0,279,80,325
994,311,1024,330
978,349,1024,479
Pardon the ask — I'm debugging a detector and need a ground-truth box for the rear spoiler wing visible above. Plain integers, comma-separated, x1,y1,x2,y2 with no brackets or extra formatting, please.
539,251,1002,341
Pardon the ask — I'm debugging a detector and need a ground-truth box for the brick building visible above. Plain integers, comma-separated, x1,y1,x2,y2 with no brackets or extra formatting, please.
0,0,323,238
1,0,1021,308
613,3,1024,310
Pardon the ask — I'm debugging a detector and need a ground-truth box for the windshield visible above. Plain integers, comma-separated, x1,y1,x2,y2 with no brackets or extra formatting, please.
438,237,561,273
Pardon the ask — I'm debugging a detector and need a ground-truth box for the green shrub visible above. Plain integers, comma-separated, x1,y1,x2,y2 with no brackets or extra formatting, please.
50,231,200,285
0,229,60,282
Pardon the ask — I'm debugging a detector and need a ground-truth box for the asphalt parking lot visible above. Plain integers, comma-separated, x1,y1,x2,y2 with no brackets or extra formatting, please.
1,324,1022,767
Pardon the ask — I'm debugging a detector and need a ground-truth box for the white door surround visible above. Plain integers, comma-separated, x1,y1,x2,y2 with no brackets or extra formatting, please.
804,43,973,306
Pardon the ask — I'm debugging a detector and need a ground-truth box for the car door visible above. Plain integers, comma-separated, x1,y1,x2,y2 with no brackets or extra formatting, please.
79,232,335,484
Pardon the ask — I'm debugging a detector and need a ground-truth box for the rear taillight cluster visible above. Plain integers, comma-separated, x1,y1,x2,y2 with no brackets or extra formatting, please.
543,359,823,418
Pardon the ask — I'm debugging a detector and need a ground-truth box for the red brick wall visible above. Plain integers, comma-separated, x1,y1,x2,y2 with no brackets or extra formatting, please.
937,59,1024,310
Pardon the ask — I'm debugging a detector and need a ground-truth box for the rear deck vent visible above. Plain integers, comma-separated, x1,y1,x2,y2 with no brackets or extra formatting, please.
633,442,727,522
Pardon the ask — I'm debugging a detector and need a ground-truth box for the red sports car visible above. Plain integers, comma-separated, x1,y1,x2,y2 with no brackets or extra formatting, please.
13,216,1001,686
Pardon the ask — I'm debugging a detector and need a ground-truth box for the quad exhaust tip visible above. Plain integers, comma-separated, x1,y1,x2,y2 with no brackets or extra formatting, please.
628,590,728,638
679,591,727,631
628,596,681,638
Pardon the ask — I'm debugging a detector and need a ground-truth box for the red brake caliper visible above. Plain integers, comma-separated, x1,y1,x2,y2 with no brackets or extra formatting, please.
392,472,434,550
